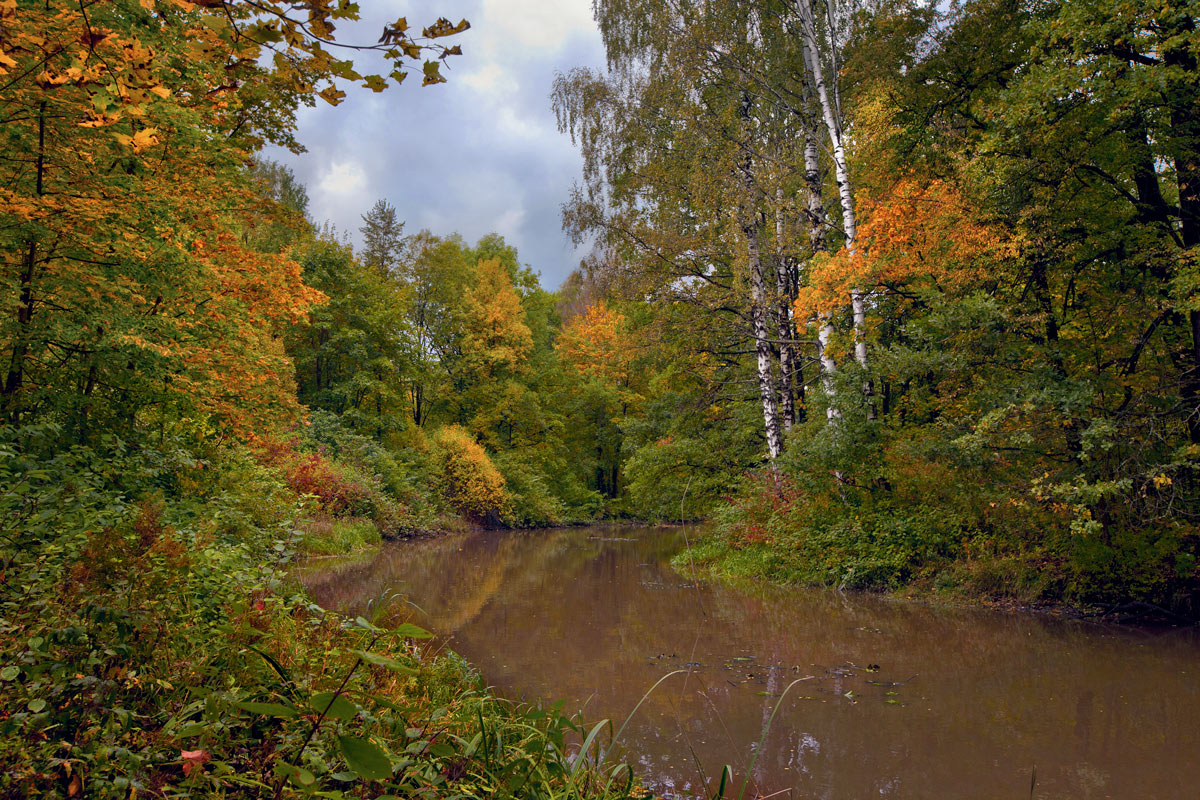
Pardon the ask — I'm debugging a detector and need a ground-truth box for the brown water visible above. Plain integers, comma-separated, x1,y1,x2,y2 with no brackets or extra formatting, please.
297,525,1200,800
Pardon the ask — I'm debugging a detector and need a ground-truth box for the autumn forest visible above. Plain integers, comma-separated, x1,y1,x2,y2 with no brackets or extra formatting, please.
2,0,1199,797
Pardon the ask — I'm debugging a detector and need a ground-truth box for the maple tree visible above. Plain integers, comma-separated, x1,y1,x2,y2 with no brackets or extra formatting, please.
557,301,631,389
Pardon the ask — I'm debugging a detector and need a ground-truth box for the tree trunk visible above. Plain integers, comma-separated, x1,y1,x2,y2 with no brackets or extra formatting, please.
2,100,47,424
774,187,797,429
796,0,873,414
739,93,785,460
1162,14,1200,443
800,107,839,421
752,237,785,459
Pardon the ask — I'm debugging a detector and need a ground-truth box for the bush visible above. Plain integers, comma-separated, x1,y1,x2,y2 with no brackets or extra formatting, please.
427,426,508,525
622,435,726,522
302,410,439,526
0,430,639,798
259,438,414,536
492,451,566,527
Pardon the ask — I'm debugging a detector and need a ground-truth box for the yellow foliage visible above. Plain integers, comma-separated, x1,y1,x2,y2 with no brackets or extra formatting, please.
556,301,630,385
459,258,532,378
429,425,508,521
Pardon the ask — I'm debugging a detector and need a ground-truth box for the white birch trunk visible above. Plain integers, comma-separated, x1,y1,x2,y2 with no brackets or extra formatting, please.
796,0,857,249
738,95,785,461
774,186,797,430
796,0,867,373
802,108,839,421
751,235,786,460
797,0,874,420
817,313,840,421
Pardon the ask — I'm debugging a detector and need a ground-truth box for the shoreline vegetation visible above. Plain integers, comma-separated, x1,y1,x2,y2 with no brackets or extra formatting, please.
676,494,1200,626
0,430,645,799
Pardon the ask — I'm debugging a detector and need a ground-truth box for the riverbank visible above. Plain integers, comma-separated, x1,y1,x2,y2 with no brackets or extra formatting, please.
677,514,1200,625
0,436,639,799
296,515,673,558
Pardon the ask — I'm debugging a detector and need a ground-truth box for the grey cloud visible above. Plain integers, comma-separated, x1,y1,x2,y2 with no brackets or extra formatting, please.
263,1,605,291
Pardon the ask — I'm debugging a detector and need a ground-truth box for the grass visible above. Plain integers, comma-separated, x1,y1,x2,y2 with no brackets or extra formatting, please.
298,514,383,555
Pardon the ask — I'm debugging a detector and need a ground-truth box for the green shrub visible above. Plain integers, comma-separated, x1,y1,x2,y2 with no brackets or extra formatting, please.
493,452,565,527
0,429,638,799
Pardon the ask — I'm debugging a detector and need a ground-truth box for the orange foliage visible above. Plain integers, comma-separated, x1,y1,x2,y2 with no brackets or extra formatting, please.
795,179,1015,321
556,301,631,386
180,234,326,435
0,1,328,437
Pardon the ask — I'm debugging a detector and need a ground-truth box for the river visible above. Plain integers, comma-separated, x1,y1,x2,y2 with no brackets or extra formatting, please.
297,524,1200,799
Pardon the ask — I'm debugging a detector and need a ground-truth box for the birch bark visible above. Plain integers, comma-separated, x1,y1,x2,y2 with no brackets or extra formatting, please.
796,0,873,416
801,107,840,421
738,94,786,460
774,186,798,429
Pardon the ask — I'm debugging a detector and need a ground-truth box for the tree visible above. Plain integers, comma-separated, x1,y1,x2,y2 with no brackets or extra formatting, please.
287,234,414,441
393,232,472,426
0,0,467,440
555,0,816,463
360,199,405,278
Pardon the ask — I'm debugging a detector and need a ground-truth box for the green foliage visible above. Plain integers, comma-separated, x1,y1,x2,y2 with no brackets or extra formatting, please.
622,393,762,522
301,409,440,530
492,451,567,527
287,235,414,441
0,430,639,798
690,465,964,591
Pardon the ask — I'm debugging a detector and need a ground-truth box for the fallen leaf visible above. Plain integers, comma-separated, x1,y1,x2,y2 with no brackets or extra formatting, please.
181,749,210,777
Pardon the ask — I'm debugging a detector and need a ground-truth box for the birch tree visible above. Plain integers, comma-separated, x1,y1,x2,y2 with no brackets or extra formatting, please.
556,0,819,461
793,0,873,416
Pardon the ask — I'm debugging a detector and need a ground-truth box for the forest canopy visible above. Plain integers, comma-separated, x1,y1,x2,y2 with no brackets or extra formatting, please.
553,0,1200,611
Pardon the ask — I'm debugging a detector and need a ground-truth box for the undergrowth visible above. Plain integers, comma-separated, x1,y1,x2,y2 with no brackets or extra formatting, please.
683,460,1199,616
0,426,641,799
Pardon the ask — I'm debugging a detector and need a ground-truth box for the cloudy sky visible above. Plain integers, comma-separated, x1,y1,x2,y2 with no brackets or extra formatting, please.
263,0,606,291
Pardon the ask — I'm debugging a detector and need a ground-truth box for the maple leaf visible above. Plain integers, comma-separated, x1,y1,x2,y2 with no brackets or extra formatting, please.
113,128,160,151
421,60,445,86
422,17,470,39
318,86,346,105
132,128,160,150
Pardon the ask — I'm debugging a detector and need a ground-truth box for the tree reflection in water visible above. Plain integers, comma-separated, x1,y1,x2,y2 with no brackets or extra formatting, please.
299,526,1200,800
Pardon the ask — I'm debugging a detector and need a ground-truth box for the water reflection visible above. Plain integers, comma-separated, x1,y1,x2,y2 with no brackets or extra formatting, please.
299,526,1200,800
